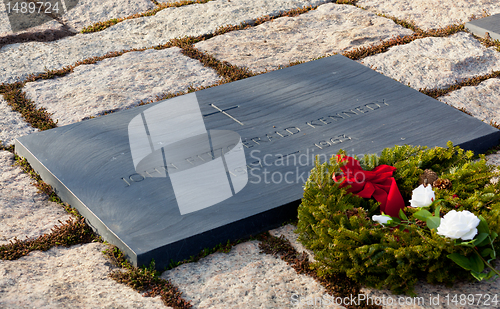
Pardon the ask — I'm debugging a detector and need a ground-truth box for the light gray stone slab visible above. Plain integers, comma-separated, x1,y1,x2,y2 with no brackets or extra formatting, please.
0,0,62,36
358,0,500,31
358,32,500,90
23,47,222,126
0,243,167,308
63,0,156,32
195,3,413,73
0,151,72,246
439,78,500,126
0,1,12,34
0,97,37,146
0,0,330,84
466,13,500,41
0,0,155,36
487,151,500,167
162,240,340,308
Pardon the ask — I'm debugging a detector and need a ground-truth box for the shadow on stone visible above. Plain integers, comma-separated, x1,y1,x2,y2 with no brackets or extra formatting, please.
0,28,76,50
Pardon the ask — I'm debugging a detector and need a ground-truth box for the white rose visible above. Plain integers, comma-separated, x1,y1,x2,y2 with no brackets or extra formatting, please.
437,210,480,240
409,184,435,207
372,215,392,225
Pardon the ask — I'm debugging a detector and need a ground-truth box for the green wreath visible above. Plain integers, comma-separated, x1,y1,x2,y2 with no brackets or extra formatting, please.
296,142,500,295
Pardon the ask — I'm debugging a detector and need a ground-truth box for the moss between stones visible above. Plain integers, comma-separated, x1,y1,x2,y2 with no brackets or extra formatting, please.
81,0,214,33
258,232,381,309
0,82,57,131
0,150,93,259
419,71,500,99
103,246,192,309
335,0,358,5
0,143,15,153
104,236,262,308
342,23,465,60
0,217,96,260
13,155,79,215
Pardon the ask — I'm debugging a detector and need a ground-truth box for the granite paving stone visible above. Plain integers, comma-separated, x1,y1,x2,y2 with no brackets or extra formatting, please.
161,240,342,308
23,47,222,126
0,1,10,34
0,151,72,246
357,0,500,31
62,0,156,32
487,151,500,167
195,3,413,73
0,97,37,146
0,0,330,84
0,0,62,36
0,242,167,309
0,0,155,36
439,78,500,126
358,32,500,90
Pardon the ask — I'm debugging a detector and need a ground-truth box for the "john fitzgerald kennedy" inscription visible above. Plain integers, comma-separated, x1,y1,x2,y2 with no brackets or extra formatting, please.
120,99,388,186
242,99,388,149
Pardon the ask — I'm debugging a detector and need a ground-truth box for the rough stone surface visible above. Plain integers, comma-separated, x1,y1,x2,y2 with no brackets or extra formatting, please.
358,32,500,90
0,98,37,146
439,78,500,126
358,0,500,30
162,240,341,308
23,47,221,126
269,224,316,262
0,1,10,34
0,1,62,36
195,3,413,73
0,151,71,246
0,0,155,36
0,0,330,84
63,0,156,31
487,151,500,167
0,242,167,308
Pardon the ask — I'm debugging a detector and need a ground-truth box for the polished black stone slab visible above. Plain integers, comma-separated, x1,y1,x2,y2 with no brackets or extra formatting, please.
15,55,500,268
466,13,500,41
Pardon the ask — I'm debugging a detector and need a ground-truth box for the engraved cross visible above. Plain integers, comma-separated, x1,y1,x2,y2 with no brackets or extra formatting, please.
203,104,244,126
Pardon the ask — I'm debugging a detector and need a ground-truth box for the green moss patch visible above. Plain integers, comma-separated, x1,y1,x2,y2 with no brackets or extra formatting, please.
0,217,96,260
0,82,57,131
419,71,500,99
103,246,192,308
343,23,465,60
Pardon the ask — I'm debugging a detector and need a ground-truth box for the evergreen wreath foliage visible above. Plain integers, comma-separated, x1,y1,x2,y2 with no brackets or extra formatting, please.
296,142,500,295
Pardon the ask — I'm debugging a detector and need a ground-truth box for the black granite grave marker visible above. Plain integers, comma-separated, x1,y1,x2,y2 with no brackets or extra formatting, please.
15,55,500,268
466,13,500,41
